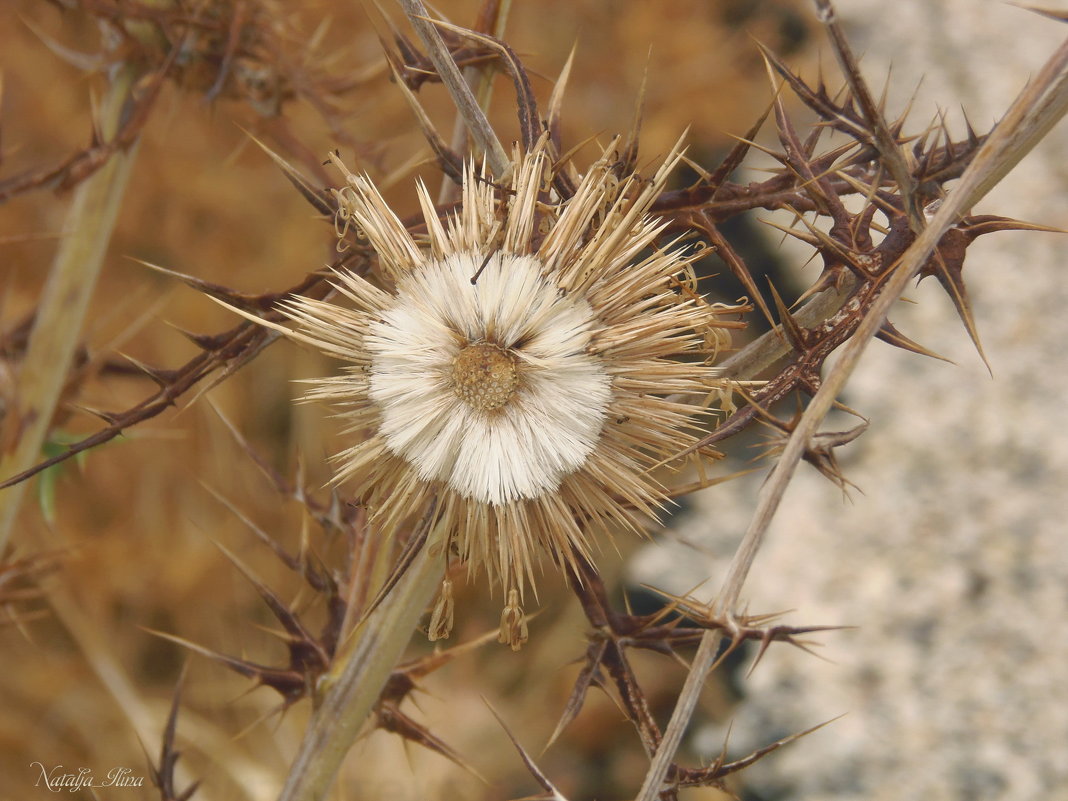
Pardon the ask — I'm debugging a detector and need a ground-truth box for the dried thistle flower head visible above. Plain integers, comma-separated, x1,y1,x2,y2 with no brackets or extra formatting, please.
270,140,730,647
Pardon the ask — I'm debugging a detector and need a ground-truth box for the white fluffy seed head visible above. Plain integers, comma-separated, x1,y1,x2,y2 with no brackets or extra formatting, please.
268,140,733,619
365,251,612,506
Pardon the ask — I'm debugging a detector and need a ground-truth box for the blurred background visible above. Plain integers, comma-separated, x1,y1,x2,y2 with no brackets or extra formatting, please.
2,2,1066,800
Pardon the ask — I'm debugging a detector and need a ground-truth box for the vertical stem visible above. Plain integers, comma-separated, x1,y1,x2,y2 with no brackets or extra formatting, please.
0,63,142,550
634,628,724,801
396,0,510,177
438,0,513,204
277,528,444,801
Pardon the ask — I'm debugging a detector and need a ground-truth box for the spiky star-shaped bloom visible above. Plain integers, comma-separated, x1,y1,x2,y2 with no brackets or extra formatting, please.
270,142,729,647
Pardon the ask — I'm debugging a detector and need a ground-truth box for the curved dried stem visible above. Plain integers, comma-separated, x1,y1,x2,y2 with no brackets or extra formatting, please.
396,0,511,177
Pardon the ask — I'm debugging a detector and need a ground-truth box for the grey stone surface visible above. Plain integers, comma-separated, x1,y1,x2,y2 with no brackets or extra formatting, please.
632,2,1068,799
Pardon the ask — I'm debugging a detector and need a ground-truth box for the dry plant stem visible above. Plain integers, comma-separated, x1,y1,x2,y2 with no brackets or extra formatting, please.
439,0,512,204
0,63,142,552
636,33,1068,801
718,29,1068,618
718,279,855,381
396,0,511,177
277,523,445,801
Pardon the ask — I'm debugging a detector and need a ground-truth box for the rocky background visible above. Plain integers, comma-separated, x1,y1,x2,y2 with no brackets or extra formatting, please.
635,2,1068,799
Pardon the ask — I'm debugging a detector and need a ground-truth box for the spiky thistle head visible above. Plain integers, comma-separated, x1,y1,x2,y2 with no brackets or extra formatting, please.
267,138,731,648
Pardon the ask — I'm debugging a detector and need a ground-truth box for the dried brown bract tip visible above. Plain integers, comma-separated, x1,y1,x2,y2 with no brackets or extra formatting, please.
60,0,302,111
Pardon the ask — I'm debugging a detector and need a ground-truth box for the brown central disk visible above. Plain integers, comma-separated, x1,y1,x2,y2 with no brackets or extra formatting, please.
453,342,519,411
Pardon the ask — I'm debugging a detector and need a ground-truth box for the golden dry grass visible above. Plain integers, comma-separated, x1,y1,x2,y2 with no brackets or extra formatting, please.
0,2,813,800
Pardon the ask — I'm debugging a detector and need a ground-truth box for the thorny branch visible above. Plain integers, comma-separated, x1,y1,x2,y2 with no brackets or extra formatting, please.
557,557,841,789
0,0,389,206
0,257,358,492
638,19,1068,801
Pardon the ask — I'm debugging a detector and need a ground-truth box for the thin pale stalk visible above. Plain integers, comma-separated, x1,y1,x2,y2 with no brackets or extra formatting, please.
276,525,445,801
475,0,513,113
632,626,724,801
0,64,142,552
396,0,511,177
636,33,1068,801
718,278,855,381
438,0,513,204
